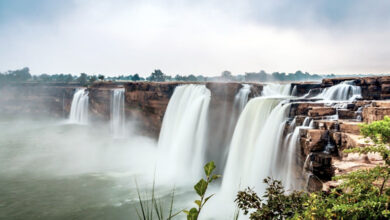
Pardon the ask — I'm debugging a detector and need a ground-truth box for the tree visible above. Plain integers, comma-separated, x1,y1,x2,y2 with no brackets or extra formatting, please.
78,73,88,85
187,74,197,82
132,73,141,81
64,74,73,83
89,75,97,83
148,69,166,82
98,75,105,81
221,70,232,81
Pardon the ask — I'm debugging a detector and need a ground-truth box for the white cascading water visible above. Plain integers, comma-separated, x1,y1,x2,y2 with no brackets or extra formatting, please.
218,84,252,174
220,84,293,203
157,84,211,181
279,116,315,190
234,84,251,112
69,88,89,124
262,83,292,96
110,88,126,138
316,80,362,101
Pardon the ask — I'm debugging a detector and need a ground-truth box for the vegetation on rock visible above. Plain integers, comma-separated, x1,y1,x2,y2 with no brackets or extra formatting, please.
236,117,390,219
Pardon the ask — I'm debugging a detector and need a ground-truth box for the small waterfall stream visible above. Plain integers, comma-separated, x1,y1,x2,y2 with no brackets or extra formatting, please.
234,84,251,112
110,88,126,138
316,80,362,101
69,88,89,124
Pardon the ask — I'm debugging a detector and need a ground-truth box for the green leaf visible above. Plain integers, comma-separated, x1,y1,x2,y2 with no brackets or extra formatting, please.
187,208,198,220
194,200,201,207
211,174,221,182
183,210,189,215
204,194,214,204
194,179,208,197
204,161,216,177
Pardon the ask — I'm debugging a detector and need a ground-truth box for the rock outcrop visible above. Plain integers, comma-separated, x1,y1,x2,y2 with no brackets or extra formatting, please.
0,83,76,117
2,75,390,192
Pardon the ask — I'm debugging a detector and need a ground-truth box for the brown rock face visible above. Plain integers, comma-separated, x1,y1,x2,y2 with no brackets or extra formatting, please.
308,107,336,117
363,107,390,123
89,87,112,121
124,82,179,136
301,129,327,155
123,82,263,137
291,82,321,96
0,83,76,117
339,122,361,135
306,174,323,192
289,102,325,116
338,109,356,119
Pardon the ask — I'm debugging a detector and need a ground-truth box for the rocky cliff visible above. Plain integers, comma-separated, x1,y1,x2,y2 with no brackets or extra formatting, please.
123,82,262,137
2,76,390,191
0,83,77,117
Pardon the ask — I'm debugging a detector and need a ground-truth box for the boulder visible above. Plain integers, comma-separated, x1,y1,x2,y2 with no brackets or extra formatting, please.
363,107,390,123
290,102,325,116
308,107,336,117
310,152,334,180
301,129,328,155
339,121,362,135
307,175,323,192
338,109,356,119
316,120,338,131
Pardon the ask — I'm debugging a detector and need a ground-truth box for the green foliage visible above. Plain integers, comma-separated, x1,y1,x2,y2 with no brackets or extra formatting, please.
89,75,97,83
236,117,390,219
78,73,88,85
236,178,308,219
0,67,31,83
183,161,221,220
135,179,181,220
360,116,390,145
133,73,141,81
98,74,105,81
148,69,166,82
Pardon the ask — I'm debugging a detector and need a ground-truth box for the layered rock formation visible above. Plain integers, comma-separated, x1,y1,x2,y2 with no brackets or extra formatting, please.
123,82,262,137
288,98,388,192
1,75,390,192
0,83,77,117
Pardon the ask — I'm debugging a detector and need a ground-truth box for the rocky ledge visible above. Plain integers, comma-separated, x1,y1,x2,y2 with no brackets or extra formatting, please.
288,98,389,192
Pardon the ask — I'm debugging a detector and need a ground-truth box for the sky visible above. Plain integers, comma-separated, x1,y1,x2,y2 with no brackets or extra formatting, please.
0,0,389,77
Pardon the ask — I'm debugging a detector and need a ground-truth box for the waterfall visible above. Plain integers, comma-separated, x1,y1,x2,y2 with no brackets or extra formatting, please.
323,133,335,154
217,84,252,173
69,88,89,124
278,116,316,190
302,117,310,127
158,84,211,180
110,88,126,138
282,125,303,189
291,85,298,96
234,84,251,112
262,83,292,96
220,97,290,199
316,81,362,101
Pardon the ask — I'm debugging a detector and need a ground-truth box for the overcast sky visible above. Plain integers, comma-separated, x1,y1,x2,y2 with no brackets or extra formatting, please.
0,0,389,76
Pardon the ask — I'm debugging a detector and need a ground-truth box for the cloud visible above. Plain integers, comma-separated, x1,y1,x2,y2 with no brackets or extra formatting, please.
0,0,389,76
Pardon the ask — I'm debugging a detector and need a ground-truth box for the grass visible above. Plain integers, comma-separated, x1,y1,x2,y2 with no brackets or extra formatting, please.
134,178,182,220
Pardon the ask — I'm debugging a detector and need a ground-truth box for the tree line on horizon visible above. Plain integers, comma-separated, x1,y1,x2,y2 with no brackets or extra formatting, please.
0,67,381,85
